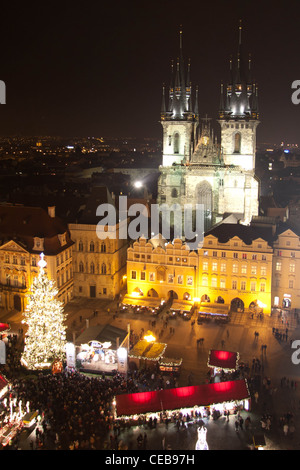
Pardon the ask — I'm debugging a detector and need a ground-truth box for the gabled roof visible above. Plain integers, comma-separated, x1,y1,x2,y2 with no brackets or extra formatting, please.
205,223,273,246
0,204,73,255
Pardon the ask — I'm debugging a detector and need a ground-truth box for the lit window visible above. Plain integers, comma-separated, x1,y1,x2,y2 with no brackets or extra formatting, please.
251,265,257,275
290,263,296,273
275,262,281,271
232,264,238,273
261,266,267,276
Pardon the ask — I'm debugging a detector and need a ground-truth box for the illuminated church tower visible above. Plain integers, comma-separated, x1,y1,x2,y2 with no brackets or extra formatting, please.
157,23,259,231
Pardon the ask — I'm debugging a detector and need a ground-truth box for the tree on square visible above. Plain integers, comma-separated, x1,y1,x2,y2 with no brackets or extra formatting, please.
20,253,67,370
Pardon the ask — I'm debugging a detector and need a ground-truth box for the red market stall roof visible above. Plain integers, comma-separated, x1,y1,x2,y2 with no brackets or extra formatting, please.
0,323,10,333
0,374,8,398
208,350,239,371
115,379,250,417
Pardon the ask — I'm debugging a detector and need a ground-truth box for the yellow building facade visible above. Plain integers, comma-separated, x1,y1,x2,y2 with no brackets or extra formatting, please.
0,205,74,313
272,227,300,310
126,236,198,305
126,224,274,315
198,225,273,315
69,222,128,300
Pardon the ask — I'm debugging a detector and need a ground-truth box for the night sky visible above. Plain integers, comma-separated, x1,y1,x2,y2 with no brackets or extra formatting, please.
0,0,300,144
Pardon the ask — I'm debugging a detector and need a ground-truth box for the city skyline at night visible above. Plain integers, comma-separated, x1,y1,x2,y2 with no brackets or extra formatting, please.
0,0,299,145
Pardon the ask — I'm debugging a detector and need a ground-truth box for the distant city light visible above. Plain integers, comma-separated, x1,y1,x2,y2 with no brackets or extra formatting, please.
134,181,143,189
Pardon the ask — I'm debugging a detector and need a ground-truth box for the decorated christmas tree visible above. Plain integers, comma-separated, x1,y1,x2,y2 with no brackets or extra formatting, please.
21,253,67,370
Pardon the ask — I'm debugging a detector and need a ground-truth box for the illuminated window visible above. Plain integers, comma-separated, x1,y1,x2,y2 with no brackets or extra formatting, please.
251,265,257,275
290,263,296,273
211,277,217,287
203,261,208,271
187,276,193,285
275,262,281,271
232,264,238,273
250,282,256,291
241,265,247,274
212,262,218,271
220,263,226,272
168,274,174,283
177,275,183,284
220,278,226,289
261,266,267,276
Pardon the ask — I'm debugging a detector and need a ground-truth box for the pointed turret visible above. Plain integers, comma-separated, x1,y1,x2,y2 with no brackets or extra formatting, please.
220,21,259,120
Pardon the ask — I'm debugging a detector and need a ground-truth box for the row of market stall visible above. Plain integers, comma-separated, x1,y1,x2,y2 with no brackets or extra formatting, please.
121,295,230,322
114,379,251,421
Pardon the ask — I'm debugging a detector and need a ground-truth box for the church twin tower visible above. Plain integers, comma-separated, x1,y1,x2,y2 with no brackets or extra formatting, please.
157,23,260,231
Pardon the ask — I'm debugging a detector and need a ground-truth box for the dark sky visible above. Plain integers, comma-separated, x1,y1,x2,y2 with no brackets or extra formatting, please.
0,0,300,144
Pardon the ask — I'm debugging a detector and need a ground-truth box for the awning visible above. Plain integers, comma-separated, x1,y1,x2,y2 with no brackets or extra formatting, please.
122,296,161,309
198,304,229,316
208,350,239,371
170,302,192,313
116,379,250,417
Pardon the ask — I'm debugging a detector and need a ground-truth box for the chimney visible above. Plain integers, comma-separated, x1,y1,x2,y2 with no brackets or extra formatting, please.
48,206,56,218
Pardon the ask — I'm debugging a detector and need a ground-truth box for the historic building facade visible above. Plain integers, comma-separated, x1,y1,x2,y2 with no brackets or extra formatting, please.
126,222,273,315
157,24,260,230
126,235,198,303
68,187,128,300
0,205,74,312
272,225,300,310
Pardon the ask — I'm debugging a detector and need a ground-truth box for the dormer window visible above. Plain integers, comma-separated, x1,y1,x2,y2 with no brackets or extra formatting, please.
33,237,44,251
58,233,67,247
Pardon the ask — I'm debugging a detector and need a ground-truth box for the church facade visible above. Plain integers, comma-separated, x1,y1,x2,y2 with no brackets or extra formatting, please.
157,24,260,232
